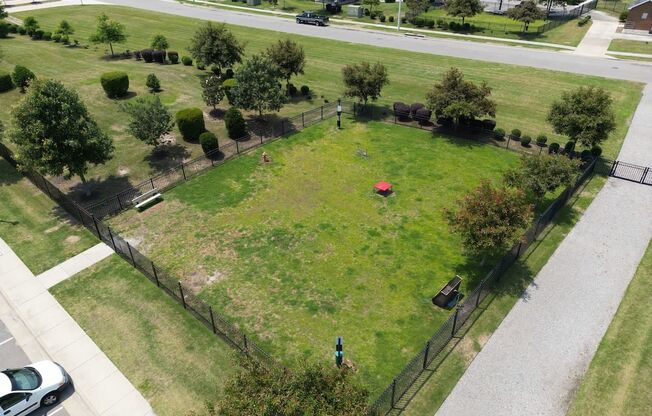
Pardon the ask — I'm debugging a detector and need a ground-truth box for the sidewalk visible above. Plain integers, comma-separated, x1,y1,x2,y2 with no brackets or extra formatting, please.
574,11,619,56
37,242,113,289
436,89,652,415
0,238,154,416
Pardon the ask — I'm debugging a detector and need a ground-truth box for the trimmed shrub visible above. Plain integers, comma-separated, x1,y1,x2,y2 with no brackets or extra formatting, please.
224,68,235,79
224,107,247,140
0,71,13,92
175,108,205,141
134,50,142,60
564,140,576,153
449,22,460,31
580,149,592,159
199,131,219,154
436,19,445,28
222,78,237,104
481,119,496,131
181,56,193,66
510,128,522,140
32,29,44,40
141,49,154,63
197,62,206,70
536,134,548,146
548,142,561,154
426,19,435,29
43,31,52,41
401,17,407,24
52,34,62,42
521,135,532,147
211,64,221,76
494,128,506,140
168,51,179,64
287,83,298,96
462,22,471,32
414,17,425,27
415,107,432,124
619,11,629,22
300,85,310,96
61,35,69,45
0,22,10,38
379,15,386,23
152,50,166,64
100,71,129,98
8,23,19,34
12,65,36,92
389,16,395,23
590,145,602,157
18,26,27,36
146,73,161,92
393,102,410,118
410,103,425,117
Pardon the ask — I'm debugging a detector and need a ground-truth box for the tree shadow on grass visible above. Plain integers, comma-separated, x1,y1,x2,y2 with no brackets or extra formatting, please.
0,159,22,186
143,143,191,172
65,174,136,206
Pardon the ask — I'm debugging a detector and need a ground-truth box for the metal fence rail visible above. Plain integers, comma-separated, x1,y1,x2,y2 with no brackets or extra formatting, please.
609,160,652,185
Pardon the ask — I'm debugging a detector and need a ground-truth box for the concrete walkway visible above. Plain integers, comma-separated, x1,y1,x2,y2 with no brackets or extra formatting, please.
436,90,652,416
574,11,619,56
0,238,155,416
37,242,113,289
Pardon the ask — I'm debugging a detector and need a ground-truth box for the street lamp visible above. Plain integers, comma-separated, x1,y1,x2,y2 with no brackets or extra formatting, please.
337,99,342,129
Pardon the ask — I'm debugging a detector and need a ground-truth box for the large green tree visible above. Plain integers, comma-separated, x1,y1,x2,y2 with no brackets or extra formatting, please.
405,0,430,19
503,154,581,202
150,34,169,51
217,359,369,416
426,67,496,125
233,54,286,116
55,20,75,37
445,180,533,263
445,0,483,24
266,38,305,90
120,95,174,147
89,13,127,57
342,61,389,105
507,0,545,31
9,80,114,193
188,22,244,75
22,16,40,36
363,0,381,14
201,75,225,109
0,5,8,20
547,86,616,148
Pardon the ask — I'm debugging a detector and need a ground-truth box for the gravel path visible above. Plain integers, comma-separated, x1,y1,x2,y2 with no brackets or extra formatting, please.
436,89,652,416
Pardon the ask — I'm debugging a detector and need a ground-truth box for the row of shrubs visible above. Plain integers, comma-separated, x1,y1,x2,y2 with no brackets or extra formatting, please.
362,9,396,23
176,106,248,154
577,15,591,27
494,128,602,156
0,22,78,45
411,17,476,32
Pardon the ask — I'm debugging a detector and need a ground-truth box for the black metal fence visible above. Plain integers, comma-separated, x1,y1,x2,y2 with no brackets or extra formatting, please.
609,160,652,185
366,157,597,415
85,101,348,218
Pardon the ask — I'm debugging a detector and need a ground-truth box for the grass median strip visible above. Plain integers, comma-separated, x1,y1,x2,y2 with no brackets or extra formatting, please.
50,254,236,416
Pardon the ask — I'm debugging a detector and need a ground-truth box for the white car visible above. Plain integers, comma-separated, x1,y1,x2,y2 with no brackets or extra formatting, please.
0,361,70,415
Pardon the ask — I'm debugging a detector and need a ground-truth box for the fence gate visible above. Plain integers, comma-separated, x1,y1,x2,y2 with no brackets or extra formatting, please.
609,160,652,186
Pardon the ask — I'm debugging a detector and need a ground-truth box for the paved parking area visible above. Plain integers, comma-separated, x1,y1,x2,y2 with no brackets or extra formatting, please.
0,321,71,416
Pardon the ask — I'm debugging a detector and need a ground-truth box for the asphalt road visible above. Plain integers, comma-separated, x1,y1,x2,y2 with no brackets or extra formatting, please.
101,0,652,84
0,321,71,416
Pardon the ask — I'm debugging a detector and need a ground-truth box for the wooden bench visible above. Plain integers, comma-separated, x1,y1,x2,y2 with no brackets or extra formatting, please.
432,275,462,309
132,188,162,211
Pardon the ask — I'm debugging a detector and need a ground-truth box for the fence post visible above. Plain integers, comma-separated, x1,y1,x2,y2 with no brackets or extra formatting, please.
91,215,101,239
476,280,484,308
108,227,117,251
181,163,187,180
178,282,187,309
302,112,305,127
151,261,160,287
640,167,649,184
209,306,216,334
451,307,460,336
423,341,431,369
320,106,324,120
609,160,618,176
243,334,248,351
126,243,136,267
116,193,123,210
390,379,397,407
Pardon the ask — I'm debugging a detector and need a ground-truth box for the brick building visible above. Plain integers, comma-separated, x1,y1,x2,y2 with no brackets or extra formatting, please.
626,0,652,32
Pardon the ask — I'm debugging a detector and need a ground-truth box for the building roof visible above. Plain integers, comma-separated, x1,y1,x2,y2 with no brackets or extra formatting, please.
630,0,652,10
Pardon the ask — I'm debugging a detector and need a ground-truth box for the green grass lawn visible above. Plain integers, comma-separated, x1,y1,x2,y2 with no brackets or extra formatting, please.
596,0,629,17
0,5,640,205
107,119,520,395
50,254,236,416
0,159,96,274
609,39,652,55
401,165,611,416
566,240,652,416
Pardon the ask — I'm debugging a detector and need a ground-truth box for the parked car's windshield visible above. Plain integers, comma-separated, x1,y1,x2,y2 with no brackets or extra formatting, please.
2,368,41,390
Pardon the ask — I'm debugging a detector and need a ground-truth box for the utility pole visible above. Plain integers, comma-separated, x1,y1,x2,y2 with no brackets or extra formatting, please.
397,0,402,31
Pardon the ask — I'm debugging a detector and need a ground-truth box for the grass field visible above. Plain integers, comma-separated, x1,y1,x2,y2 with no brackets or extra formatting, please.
50,254,236,416
107,119,521,395
609,39,652,55
566,240,652,416
0,159,96,274
0,5,640,204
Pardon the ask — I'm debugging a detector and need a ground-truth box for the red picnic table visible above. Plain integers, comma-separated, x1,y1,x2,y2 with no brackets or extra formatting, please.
374,181,393,193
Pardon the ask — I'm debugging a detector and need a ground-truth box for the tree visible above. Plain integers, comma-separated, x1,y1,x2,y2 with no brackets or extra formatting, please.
547,86,616,148
0,5,8,20
445,180,533,263
445,0,483,24
188,22,244,75
265,38,305,90
120,95,174,148
363,0,381,14
201,75,225,109
233,54,286,117
217,358,369,416
55,20,75,37
12,65,36,93
503,154,581,201
10,80,113,193
341,61,389,105
426,67,496,125
507,0,545,31
151,34,169,51
146,73,161,93
405,0,430,19
89,13,127,57
23,17,40,36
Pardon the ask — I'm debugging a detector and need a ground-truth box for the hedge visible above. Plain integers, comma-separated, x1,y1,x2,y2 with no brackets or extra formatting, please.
152,50,166,64
393,102,410,118
224,107,247,140
141,49,154,63
175,108,205,141
199,131,219,154
300,85,310,96
415,107,432,124
0,71,13,92
494,128,506,140
410,103,425,117
521,135,532,147
222,78,237,105
100,71,129,98
181,56,193,66
0,22,10,38
548,143,560,154
168,51,179,64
